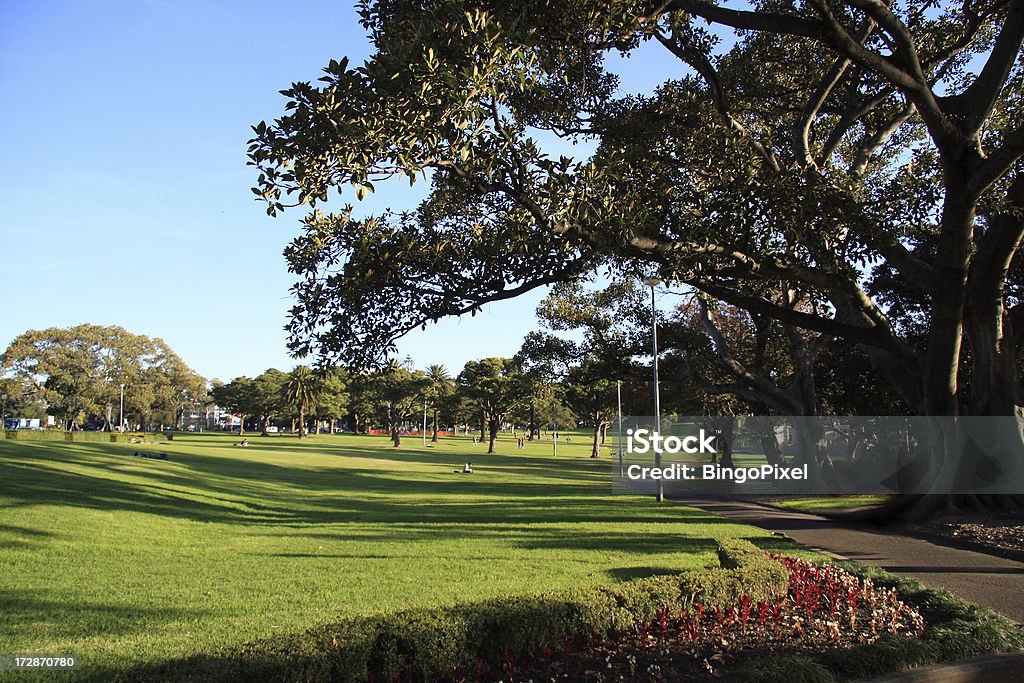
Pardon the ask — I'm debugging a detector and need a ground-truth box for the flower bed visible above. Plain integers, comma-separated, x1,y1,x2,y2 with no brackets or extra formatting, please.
122,545,1022,683
441,557,925,682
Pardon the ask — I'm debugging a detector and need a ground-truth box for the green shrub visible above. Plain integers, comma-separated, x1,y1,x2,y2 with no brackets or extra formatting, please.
4,429,70,441
0,430,162,444
122,538,782,682
121,545,1022,683
723,655,837,683
816,635,934,680
462,594,581,662
68,431,125,443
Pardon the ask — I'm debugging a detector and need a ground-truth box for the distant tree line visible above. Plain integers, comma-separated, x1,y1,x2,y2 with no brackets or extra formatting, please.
0,324,207,431
0,302,903,460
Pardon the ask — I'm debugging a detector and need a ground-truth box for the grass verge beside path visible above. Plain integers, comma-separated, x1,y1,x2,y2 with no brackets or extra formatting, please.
773,495,893,513
0,431,806,679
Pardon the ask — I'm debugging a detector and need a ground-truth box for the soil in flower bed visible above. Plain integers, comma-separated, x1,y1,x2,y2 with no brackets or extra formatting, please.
901,511,1024,561
433,557,924,682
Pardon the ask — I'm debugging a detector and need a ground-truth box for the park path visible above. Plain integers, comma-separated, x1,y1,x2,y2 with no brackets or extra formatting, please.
682,497,1024,623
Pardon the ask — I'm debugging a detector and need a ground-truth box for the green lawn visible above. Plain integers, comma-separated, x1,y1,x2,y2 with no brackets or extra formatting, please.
0,431,804,679
774,495,893,512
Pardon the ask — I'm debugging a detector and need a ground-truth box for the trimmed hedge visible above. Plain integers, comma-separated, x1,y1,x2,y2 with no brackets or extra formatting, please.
1,430,164,443
723,561,1024,683
119,546,1024,683
120,538,787,682
3,429,59,441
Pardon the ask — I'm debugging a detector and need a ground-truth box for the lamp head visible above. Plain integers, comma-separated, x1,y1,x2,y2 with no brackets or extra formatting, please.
642,276,662,288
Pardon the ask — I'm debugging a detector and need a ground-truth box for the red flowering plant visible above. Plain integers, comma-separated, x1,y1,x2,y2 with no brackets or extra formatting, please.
445,556,925,682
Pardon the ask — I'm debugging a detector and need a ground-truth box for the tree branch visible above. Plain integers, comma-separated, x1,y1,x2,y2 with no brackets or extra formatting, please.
654,31,782,171
820,85,898,161
968,174,1024,313
697,300,799,412
805,0,925,92
968,122,1024,197
794,52,858,169
848,100,917,176
693,280,912,357
861,232,935,290
844,0,927,81
950,0,1024,133
805,0,956,149
665,0,825,37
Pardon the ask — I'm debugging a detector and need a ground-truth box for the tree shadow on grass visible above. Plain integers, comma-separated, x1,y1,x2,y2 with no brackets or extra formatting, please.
0,522,55,549
605,566,690,581
0,444,742,530
0,590,210,643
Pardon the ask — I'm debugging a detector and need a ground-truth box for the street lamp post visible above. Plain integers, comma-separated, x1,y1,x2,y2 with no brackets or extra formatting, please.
1,393,7,429
643,277,665,503
616,380,624,478
119,384,125,433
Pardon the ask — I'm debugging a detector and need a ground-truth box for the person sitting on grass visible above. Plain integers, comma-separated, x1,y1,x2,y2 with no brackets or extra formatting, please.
453,463,474,474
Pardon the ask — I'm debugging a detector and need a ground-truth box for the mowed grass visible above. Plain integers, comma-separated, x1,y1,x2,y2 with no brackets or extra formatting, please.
0,431,803,679
774,495,893,512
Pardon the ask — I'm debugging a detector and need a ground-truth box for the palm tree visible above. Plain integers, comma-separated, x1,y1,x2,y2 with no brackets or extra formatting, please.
283,365,318,439
425,364,454,442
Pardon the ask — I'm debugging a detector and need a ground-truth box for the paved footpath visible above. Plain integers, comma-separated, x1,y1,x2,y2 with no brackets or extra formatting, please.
682,497,1024,623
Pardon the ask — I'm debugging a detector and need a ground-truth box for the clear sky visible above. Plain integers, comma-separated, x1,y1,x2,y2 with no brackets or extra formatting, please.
0,1,675,382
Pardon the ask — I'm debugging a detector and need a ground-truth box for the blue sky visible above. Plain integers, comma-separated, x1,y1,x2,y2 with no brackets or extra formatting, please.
0,1,675,382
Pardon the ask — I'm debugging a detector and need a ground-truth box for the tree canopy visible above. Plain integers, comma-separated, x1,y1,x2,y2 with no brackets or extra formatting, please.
1,324,206,430
283,365,319,439
458,357,530,453
368,360,429,446
251,0,1024,424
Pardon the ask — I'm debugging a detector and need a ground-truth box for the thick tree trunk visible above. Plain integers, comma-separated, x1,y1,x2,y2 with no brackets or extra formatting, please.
590,417,600,458
873,178,1024,521
715,418,735,468
261,414,270,437
298,407,306,439
487,419,499,454
924,179,975,417
966,311,1022,416
761,432,784,465
862,346,925,415
388,404,401,447
528,401,536,441
965,176,1024,417
432,408,439,442
791,417,841,491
